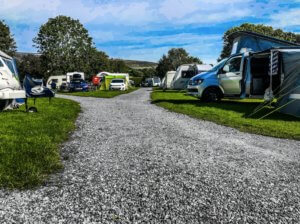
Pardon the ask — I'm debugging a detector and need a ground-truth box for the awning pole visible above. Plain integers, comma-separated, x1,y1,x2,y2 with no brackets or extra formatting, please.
270,50,273,92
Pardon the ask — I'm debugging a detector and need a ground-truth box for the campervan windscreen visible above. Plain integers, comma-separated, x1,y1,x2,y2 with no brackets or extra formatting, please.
208,58,228,72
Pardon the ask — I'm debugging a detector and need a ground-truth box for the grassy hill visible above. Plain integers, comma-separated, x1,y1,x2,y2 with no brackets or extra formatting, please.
123,59,157,69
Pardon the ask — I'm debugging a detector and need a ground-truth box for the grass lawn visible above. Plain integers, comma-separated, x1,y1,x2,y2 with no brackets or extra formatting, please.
151,89,300,140
0,98,80,189
61,87,139,98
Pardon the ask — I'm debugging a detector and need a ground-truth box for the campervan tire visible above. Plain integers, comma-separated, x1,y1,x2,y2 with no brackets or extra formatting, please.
201,87,222,102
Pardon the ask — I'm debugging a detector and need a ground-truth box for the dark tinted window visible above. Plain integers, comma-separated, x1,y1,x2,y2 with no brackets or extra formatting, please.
182,70,197,78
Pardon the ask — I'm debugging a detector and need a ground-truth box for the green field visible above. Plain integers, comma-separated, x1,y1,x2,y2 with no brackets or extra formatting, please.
151,90,300,140
0,98,80,189
62,87,139,98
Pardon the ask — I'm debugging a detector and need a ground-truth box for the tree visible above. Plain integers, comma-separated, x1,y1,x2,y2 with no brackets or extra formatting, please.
108,59,130,73
0,20,17,55
87,48,110,78
219,23,300,60
33,15,95,78
156,48,202,78
16,54,43,80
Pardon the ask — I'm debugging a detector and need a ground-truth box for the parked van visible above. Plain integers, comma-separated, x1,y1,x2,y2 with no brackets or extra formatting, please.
161,71,176,90
0,50,26,111
188,31,300,118
46,75,67,89
170,64,212,90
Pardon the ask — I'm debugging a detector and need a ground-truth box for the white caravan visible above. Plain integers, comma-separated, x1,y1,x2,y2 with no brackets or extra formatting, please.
66,72,85,83
46,75,67,89
170,64,213,90
161,71,176,90
0,50,26,111
152,77,161,87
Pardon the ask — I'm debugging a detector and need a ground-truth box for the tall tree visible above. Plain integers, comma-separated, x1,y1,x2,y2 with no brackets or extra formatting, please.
16,54,43,80
88,48,110,77
219,23,300,60
33,15,94,78
0,20,17,55
109,59,130,73
156,48,202,78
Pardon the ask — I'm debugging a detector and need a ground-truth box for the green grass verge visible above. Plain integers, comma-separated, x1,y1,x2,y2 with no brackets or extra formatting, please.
151,90,300,140
61,87,139,98
0,98,80,189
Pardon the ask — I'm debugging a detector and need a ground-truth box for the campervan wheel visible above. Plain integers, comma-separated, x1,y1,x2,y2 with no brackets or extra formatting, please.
201,87,222,102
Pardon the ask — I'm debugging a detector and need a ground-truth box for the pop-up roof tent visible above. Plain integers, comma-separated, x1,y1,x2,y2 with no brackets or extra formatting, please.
230,31,299,55
230,31,300,117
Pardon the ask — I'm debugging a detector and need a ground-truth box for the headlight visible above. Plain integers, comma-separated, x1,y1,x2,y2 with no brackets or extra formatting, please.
193,79,203,85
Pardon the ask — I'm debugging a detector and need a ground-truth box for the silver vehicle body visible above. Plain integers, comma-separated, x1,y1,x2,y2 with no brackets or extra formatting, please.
0,50,26,110
187,59,227,96
171,64,212,90
188,54,249,99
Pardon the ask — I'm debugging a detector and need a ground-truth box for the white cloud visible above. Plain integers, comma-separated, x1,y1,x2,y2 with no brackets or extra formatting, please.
269,9,300,28
159,0,253,24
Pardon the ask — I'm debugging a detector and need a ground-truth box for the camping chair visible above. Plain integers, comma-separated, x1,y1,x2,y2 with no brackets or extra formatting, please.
23,74,55,112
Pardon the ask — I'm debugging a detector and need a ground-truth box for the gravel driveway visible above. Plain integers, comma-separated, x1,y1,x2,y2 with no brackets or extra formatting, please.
1,88,300,223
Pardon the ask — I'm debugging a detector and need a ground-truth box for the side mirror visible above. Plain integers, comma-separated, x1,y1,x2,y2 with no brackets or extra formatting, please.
223,65,230,73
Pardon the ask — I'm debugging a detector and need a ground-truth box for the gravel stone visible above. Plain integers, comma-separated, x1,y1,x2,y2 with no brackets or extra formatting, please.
1,88,300,223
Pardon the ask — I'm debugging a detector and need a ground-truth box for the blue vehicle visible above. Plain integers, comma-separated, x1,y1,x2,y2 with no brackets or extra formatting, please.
69,79,89,92
187,59,228,100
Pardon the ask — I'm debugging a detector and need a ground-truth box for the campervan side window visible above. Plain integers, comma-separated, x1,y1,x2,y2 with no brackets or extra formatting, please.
0,60,3,67
223,57,242,73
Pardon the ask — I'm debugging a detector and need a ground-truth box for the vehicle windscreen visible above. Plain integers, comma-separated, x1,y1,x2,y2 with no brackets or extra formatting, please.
208,58,228,72
111,79,124,83
0,59,4,67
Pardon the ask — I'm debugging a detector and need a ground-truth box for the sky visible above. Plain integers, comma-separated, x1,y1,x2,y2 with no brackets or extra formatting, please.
1,0,300,64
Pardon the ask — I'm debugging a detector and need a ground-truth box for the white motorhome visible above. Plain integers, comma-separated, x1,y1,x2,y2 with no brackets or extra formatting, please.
161,71,176,90
170,64,213,90
0,50,26,111
46,75,67,89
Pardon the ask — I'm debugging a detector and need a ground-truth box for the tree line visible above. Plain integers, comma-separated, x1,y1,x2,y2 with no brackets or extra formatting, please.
1,17,300,81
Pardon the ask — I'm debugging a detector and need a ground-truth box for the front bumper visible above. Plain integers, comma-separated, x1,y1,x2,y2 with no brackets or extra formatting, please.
110,85,126,90
187,85,200,97
0,89,26,99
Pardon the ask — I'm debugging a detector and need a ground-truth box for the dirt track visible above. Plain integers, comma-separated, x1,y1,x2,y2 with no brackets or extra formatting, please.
1,88,300,223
